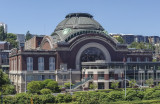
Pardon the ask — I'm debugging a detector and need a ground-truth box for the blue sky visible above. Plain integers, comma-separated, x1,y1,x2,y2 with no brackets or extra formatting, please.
0,0,160,36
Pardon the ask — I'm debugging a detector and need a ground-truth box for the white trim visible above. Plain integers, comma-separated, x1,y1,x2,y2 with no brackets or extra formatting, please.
75,42,111,70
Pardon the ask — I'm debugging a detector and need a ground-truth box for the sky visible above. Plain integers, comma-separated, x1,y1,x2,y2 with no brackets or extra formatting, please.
0,0,160,36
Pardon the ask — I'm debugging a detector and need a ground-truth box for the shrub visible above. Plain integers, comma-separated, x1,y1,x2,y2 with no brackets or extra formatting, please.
40,88,52,94
143,88,155,100
46,81,58,92
3,84,16,95
3,96,16,104
108,91,124,102
27,81,42,94
15,93,32,104
39,94,55,104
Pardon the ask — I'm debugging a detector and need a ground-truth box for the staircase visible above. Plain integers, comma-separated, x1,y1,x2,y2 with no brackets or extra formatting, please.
71,77,93,89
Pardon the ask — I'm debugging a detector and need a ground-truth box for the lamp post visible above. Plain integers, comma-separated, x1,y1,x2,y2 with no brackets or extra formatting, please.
134,67,136,81
124,62,126,97
70,68,72,92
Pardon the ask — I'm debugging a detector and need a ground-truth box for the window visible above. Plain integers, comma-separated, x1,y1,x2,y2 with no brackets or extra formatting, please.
49,57,55,71
49,75,55,79
88,72,93,78
127,57,132,62
38,57,44,71
137,57,141,62
18,58,20,70
27,75,33,81
145,57,149,62
98,71,104,79
27,57,33,71
38,75,45,80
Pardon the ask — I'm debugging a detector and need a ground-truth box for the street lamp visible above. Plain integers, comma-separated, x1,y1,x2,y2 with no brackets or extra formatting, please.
134,67,136,81
70,68,72,92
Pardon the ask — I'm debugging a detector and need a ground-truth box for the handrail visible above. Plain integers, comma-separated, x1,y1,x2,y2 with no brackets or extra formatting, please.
71,77,93,89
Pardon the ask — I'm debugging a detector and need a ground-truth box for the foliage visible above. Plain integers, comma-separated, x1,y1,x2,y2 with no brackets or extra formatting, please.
146,78,154,87
0,26,7,41
56,94,72,103
116,36,124,44
111,81,119,89
129,42,155,50
143,88,155,100
64,82,74,89
27,81,42,94
3,84,16,95
25,31,32,41
0,69,10,87
89,83,97,90
5,33,18,48
46,80,59,92
129,80,137,88
40,88,52,95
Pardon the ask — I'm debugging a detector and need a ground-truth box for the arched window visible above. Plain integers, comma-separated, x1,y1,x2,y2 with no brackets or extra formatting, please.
49,57,55,71
145,57,149,62
136,57,141,62
27,57,33,71
38,57,44,71
127,57,132,62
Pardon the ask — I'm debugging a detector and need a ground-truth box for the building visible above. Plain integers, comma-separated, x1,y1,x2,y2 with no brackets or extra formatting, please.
0,41,11,73
16,34,25,49
0,22,7,33
9,13,160,93
122,34,135,44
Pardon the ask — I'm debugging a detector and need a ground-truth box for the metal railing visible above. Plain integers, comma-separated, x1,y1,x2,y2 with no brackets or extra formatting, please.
71,77,93,89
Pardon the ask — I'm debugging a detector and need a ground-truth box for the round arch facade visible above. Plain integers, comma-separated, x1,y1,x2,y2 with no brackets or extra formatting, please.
75,42,111,70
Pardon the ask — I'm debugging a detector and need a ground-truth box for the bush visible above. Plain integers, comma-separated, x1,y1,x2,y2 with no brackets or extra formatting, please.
40,88,52,94
27,81,42,94
46,81,58,92
3,96,16,104
15,93,32,104
108,91,124,102
39,94,55,104
143,88,155,100
3,84,16,95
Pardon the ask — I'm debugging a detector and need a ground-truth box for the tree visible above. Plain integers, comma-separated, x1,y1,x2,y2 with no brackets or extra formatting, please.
27,81,42,93
116,36,124,44
25,31,32,41
5,33,18,48
0,69,10,88
46,81,59,92
64,82,74,89
111,81,119,89
129,80,137,88
89,83,97,90
0,26,7,41
146,78,154,87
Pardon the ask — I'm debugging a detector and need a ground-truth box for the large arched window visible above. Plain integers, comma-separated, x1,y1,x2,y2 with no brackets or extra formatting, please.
136,57,141,62
38,57,44,71
27,57,33,71
80,47,105,62
49,57,55,71
127,57,132,62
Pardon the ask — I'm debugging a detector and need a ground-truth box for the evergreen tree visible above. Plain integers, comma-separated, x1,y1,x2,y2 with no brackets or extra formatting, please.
25,31,32,41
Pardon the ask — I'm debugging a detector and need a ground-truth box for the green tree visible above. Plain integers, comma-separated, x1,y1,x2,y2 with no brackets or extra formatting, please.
129,80,137,88
0,26,7,41
146,78,154,87
25,31,32,41
111,81,119,89
5,33,18,48
27,81,42,93
129,42,139,48
116,36,124,44
46,81,59,92
89,83,97,90
0,69,10,88
64,82,74,89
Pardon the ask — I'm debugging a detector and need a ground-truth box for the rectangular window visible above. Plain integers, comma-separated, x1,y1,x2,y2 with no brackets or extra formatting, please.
27,57,33,71
98,71,104,79
38,57,44,71
88,72,93,78
49,75,55,79
49,57,55,71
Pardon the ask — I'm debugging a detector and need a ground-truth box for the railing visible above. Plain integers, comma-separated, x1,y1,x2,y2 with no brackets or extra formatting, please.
71,77,93,89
